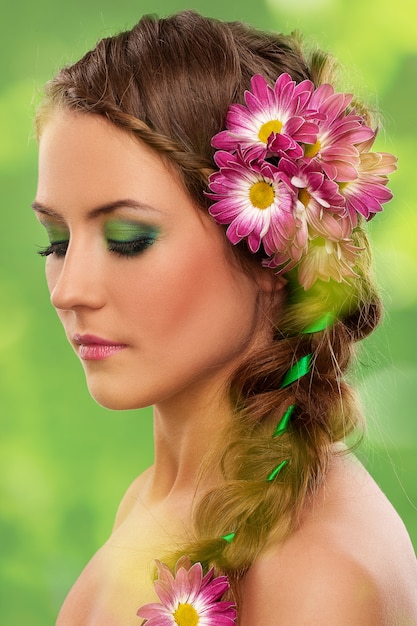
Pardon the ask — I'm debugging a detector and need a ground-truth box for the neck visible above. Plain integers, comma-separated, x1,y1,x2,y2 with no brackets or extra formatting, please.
147,376,233,506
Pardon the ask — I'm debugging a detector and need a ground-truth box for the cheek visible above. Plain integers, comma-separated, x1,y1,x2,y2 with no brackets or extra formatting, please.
117,242,260,358
44,259,61,300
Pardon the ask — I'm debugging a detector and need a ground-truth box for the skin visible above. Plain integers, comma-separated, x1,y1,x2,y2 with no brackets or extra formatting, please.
34,111,417,625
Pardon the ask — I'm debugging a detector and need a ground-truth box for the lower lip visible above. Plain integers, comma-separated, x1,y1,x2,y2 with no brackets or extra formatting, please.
78,344,126,361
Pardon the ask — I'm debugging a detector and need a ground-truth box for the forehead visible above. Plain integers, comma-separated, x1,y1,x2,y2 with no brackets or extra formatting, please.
38,111,166,191
35,110,215,231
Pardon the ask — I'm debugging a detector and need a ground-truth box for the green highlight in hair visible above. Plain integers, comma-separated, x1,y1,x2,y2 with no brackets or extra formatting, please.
221,532,236,543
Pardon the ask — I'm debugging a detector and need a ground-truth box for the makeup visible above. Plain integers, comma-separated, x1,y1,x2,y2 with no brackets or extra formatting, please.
36,219,160,258
104,220,159,257
38,222,69,257
73,334,127,361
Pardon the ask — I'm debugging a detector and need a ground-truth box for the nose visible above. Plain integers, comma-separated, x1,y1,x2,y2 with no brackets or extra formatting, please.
48,242,105,312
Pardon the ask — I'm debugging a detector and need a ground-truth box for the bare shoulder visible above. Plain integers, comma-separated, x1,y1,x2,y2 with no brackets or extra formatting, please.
242,540,417,625
242,542,387,624
112,466,152,531
240,450,417,625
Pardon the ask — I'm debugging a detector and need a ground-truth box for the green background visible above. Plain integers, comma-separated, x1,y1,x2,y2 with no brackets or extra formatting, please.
1,0,416,623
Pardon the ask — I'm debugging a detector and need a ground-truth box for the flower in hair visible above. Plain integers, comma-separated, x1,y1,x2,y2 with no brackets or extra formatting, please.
208,148,295,257
338,133,398,226
137,557,236,625
207,73,397,289
212,73,319,160
279,158,346,258
295,232,361,290
303,83,374,181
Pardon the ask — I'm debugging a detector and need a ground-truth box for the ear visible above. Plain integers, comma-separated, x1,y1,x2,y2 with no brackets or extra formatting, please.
255,264,286,296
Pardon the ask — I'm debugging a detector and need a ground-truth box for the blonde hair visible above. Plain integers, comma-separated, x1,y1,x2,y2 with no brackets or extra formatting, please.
37,9,382,609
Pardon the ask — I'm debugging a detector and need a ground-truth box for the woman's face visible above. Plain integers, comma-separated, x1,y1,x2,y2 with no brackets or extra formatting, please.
34,111,274,411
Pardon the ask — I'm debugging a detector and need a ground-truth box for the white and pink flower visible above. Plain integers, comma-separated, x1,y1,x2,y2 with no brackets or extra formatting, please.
137,557,236,625
338,133,398,226
297,234,361,290
208,149,296,256
304,84,374,181
212,73,319,160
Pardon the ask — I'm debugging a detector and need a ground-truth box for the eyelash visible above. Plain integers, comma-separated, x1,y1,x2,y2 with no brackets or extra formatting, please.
38,241,68,258
37,237,155,258
107,237,155,257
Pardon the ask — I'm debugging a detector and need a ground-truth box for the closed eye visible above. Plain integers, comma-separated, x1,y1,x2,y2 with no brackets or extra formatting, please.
37,241,69,257
106,236,156,257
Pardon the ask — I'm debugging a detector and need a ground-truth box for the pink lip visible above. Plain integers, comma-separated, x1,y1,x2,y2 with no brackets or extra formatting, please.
73,334,127,361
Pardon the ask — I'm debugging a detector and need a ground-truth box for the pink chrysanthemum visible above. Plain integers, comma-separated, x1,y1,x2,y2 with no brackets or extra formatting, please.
303,84,374,182
297,233,361,290
278,158,346,257
264,212,360,290
338,133,398,226
137,557,236,626
207,148,296,255
212,73,319,160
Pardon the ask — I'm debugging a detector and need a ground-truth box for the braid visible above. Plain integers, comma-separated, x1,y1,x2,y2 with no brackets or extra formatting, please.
99,106,215,198
39,81,214,202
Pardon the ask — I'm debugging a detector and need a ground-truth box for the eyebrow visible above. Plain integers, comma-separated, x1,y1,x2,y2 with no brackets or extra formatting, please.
31,198,163,219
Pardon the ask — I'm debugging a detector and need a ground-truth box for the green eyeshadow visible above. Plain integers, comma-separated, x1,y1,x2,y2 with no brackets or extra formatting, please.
104,220,158,242
43,223,69,243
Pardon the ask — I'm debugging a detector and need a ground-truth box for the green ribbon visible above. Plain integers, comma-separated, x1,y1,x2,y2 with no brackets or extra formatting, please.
266,459,289,482
272,404,295,437
280,354,312,388
279,313,334,390
221,532,236,543
302,312,335,334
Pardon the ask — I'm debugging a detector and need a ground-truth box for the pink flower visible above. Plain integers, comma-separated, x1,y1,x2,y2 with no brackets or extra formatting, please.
338,133,398,225
278,159,346,255
137,557,236,625
207,148,296,256
304,84,374,182
265,212,361,289
297,233,361,290
212,73,319,160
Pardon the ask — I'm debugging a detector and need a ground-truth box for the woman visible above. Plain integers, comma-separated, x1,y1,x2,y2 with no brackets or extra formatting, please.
33,10,417,625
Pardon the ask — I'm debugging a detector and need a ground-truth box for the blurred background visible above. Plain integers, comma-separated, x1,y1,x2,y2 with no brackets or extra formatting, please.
0,0,416,623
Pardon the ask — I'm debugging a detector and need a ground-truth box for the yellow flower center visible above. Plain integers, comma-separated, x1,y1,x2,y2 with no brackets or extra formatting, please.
298,188,311,207
304,140,321,158
173,603,199,626
249,181,275,209
258,119,283,143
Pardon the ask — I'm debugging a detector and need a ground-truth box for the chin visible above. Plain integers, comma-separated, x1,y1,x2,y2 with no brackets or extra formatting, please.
86,381,152,411
91,393,152,411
